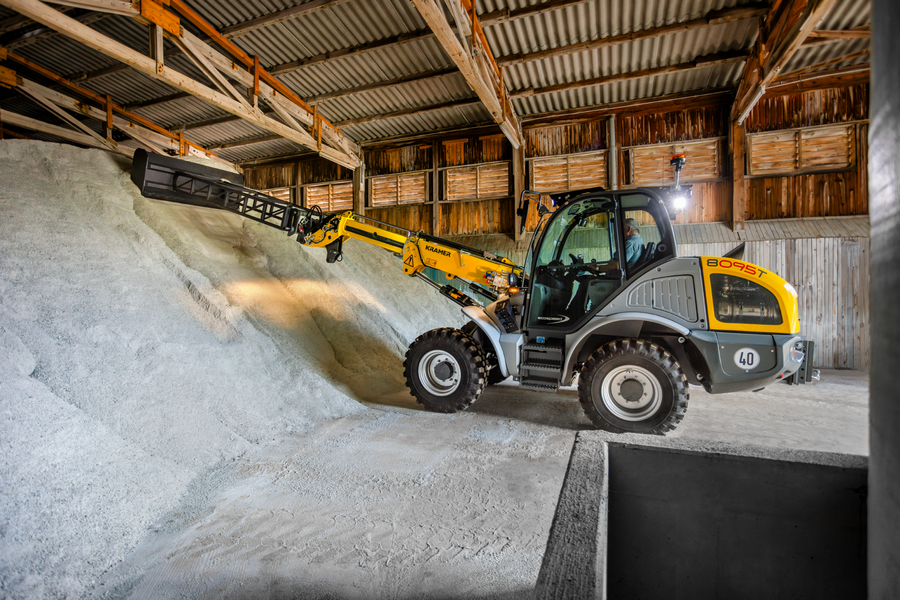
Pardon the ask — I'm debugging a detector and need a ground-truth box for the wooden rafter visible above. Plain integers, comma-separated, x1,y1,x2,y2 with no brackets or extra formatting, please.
804,26,870,41
3,52,223,162
0,0,360,168
16,83,120,152
1,108,113,149
775,48,869,80
764,63,869,96
733,0,840,123
2,10,105,49
411,0,522,148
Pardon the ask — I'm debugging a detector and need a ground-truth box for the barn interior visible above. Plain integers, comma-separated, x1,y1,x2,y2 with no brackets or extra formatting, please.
0,0,896,598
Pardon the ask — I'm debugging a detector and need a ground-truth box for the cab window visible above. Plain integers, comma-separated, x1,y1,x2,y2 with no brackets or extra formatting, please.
620,193,668,278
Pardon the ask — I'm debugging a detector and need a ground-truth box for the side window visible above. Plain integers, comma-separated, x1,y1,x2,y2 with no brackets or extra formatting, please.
621,194,666,278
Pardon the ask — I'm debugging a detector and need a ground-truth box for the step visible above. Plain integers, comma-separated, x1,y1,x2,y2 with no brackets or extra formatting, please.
521,362,562,372
522,343,564,354
520,380,560,392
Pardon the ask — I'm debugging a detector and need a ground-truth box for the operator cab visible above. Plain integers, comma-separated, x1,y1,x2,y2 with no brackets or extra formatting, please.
523,189,676,335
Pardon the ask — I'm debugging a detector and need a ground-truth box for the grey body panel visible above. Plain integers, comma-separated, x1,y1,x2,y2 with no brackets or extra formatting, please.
559,257,708,385
461,306,509,377
461,305,525,378
690,331,805,393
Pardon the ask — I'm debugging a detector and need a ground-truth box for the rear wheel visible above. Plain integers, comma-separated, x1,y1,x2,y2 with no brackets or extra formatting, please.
578,339,688,435
404,328,487,413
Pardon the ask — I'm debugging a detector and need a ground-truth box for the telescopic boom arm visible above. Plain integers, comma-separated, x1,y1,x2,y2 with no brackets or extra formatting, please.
130,150,523,307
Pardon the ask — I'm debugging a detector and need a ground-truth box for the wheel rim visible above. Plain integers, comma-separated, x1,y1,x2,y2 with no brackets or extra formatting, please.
600,365,662,422
418,350,462,397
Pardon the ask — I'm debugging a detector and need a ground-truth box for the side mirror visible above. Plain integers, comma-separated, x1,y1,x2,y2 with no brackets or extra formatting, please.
517,190,541,234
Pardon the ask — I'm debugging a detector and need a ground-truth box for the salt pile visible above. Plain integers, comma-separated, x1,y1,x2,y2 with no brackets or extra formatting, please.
0,141,463,599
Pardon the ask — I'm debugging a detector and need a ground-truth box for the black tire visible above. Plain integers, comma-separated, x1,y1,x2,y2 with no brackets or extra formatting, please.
460,321,507,386
404,327,488,413
578,338,689,435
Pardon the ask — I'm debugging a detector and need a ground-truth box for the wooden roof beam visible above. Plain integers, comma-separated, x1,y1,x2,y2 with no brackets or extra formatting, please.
411,0,522,148
764,63,869,95
0,0,360,168
733,0,840,123
4,54,226,163
805,25,870,41
0,108,115,149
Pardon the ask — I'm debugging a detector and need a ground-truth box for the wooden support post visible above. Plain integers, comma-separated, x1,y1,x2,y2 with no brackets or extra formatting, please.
252,55,260,109
512,144,525,241
353,158,365,216
105,94,113,139
292,161,300,206
731,118,747,232
432,140,440,236
608,114,618,190
149,23,164,73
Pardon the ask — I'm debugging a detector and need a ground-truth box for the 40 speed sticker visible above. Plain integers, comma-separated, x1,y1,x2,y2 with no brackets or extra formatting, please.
734,347,761,371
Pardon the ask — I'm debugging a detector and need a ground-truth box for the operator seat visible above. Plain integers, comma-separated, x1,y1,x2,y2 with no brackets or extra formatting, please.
633,241,657,271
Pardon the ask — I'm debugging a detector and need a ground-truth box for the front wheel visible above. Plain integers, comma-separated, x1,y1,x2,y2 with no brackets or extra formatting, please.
404,328,487,413
578,339,688,435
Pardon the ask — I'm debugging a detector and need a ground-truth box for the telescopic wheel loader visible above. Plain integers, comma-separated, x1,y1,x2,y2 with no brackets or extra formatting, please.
131,149,817,435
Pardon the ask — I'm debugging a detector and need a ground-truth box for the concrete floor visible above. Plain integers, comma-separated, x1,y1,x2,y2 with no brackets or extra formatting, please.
92,369,868,599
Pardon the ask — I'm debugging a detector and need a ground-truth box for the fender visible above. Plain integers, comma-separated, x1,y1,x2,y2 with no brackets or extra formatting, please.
461,306,509,378
562,312,692,385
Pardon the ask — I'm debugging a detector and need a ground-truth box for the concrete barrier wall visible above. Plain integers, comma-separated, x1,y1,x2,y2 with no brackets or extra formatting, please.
536,433,867,600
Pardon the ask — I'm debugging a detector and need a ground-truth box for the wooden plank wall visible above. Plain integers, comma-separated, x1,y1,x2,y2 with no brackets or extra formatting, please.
745,84,869,219
617,103,731,225
679,238,870,370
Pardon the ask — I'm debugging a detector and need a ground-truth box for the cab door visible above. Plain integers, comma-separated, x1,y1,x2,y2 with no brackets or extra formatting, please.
525,196,625,332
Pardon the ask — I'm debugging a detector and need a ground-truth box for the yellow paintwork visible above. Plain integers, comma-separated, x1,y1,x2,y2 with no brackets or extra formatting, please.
303,211,523,293
700,256,800,334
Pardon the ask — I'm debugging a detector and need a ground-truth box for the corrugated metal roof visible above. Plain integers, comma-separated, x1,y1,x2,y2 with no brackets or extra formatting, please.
133,96,232,130
187,119,270,145
481,0,747,57
275,37,454,99
513,60,743,115
0,0,871,157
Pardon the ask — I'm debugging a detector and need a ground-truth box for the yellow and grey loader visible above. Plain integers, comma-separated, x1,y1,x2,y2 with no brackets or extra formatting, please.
131,149,816,435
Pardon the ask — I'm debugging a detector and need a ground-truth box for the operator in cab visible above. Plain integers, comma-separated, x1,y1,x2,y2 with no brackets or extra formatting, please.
623,218,644,268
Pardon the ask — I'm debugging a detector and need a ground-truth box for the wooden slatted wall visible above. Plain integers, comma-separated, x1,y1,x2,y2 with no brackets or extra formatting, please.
679,238,869,369
744,83,869,220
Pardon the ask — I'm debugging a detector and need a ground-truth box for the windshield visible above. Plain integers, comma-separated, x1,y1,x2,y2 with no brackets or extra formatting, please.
531,196,616,269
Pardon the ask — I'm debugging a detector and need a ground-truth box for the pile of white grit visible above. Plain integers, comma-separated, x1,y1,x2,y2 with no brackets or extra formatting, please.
0,141,463,599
